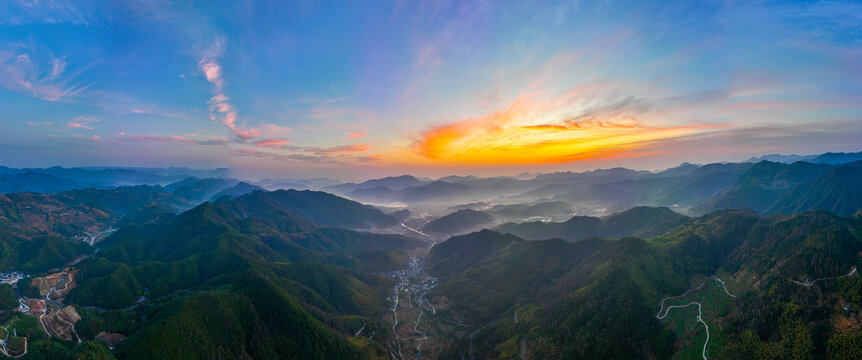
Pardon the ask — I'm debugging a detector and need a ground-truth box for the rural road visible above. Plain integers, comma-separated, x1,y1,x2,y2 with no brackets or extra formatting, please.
655,276,736,360
789,266,857,287
657,302,709,360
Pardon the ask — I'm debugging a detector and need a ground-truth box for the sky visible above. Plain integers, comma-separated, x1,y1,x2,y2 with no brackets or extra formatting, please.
0,0,861,180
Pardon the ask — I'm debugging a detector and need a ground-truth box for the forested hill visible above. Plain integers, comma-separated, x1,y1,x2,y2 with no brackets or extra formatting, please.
495,206,690,241
55,193,423,359
216,189,399,229
426,209,862,359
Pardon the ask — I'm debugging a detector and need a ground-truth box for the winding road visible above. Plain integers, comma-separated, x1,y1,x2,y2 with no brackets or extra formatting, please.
657,302,709,360
789,266,856,287
655,276,737,360
0,324,27,358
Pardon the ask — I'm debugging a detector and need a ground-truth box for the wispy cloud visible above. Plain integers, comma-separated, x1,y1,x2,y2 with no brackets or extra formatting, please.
0,47,89,101
199,38,260,142
232,147,379,165
85,90,198,120
67,116,100,130
0,0,101,26
120,134,229,146
252,138,290,148
346,131,367,139
27,121,51,127
313,144,370,155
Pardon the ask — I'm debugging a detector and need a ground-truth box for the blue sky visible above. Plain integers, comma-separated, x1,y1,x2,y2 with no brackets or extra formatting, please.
1,0,860,179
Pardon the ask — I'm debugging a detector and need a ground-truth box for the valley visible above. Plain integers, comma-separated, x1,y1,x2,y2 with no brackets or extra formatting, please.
0,159,858,359
4,0,862,357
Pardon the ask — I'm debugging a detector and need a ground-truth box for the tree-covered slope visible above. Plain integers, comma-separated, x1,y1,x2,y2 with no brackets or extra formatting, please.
495,206,689,241
69,201,421,309
766,163,862,216
695,161,833,214
63,195,424,359
428,209,862,359
219,189,398,229
422,209,494,234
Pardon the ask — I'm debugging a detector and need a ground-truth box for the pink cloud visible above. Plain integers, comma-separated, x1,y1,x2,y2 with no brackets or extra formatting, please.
346,131,367,139
0,48,89,102
232,147,380,165
316,144,370,154
123,134,229,146
199,41,259,142
70,134,101,143
67,115,100,130
252,138,290,148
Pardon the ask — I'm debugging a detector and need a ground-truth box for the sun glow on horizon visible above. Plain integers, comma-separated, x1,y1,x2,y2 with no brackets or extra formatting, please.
390,87,729,166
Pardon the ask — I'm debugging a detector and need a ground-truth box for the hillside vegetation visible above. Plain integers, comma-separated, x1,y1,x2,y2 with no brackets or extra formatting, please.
427,209,862,359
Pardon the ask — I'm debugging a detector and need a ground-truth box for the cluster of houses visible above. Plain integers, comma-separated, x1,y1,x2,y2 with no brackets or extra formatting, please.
0,271,28,284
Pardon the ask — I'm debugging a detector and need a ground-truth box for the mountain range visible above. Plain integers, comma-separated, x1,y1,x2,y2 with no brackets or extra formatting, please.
0,151,861,359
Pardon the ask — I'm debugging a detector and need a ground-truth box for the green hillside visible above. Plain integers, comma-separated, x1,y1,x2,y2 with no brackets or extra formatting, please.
495,206,689,241
767,164,862,216
218,189,398,229
427,209,862,359
422,209,494,234
695,161,832,214
62,196,422,359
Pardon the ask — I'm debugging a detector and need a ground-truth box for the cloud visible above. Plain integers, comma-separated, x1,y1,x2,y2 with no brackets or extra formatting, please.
258,123,292,136
0,0,100,26
67,116,100,130
50,57,65,79
346,131,367,139
313,144,370,155
67,134,102,143
27,121,51,127
232,147,380,165
246,139,369,156
200,61,223,90
252,138,290,148
199,38,260,142
0,48,89,101
84,90,198,120
411,84,726,165
120,134,229,146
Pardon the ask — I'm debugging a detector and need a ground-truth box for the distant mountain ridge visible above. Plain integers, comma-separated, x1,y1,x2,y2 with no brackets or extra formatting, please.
0,166,228,189
745,151,862,164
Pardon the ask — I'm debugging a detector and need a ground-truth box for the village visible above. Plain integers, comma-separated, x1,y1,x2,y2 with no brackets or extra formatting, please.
0,272,27,286
0,267,82,358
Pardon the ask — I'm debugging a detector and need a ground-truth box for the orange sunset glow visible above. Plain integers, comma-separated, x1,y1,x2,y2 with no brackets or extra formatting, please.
398,89,727,166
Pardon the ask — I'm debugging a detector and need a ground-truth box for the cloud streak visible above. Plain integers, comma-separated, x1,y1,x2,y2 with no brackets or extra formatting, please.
199,39,259,141
233,147,380,165
0,47,89,101
67,116,100,130
252,138,290,148
120,134,229,146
